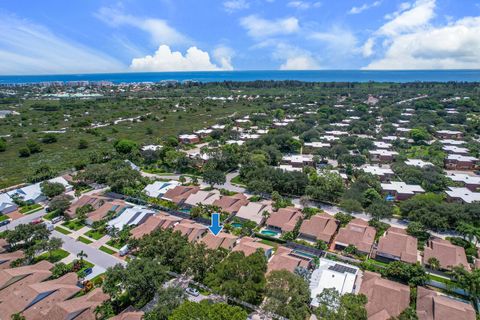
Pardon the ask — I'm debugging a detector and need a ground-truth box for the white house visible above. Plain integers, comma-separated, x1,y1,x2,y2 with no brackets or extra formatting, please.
309,258,360,307
7,184,45,203
0,193,17,214
143,180,180,198
107,206,154,231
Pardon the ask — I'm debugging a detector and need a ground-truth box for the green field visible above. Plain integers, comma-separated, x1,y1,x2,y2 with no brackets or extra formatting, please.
0,96,254,188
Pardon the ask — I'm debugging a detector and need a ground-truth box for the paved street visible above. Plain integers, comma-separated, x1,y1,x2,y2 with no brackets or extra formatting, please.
0,208,47,232
53,230,125,269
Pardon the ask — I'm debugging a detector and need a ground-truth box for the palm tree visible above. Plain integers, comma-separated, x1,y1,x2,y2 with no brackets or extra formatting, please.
427,257,440,271
77,250,88,263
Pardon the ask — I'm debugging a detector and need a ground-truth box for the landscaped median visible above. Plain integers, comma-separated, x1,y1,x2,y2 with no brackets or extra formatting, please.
54,226,72,235
77,236,93,244
99,245,116,255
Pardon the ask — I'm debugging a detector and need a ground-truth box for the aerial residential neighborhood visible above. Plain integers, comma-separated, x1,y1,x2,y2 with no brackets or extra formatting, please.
0,79,479,320
1,0,480,318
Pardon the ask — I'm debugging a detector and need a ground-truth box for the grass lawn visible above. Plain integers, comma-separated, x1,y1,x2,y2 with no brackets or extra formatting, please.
428,273,454,285
20,204,42,214
77,236,93,244
99,246,116,255
0,215,8,222
106,239,125,249
36,248,69,263
67,260,95,277
260,239,280,248
85,229,106,240
55,226,72,235
367,258,389,267
230,175,246,186
62,219,84,231
43,210,61,221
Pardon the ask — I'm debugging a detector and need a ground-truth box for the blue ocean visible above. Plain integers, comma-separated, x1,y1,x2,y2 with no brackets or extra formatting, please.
1,70,480,84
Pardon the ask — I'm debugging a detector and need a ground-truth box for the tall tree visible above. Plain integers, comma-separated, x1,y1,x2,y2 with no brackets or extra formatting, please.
263,270,311,320
169,301,247,320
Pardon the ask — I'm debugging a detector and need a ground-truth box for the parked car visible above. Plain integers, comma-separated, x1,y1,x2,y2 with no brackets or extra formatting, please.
44,222,54,231
119,245,129,257
83,268,93,276
30,218,43,225
186,287,200,297
0,219,11,227
51,216,64,224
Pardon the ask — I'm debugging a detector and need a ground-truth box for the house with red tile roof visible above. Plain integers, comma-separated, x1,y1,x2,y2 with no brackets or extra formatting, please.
130,212,181,239
43,287,109,320
161,185,200,204
359,271,410,320
416,286,476,320
111,306,144,320
0,260,53,296
0,250,25,270
183,190,221,207
423,237,470,271
0,272,81,319
232,236,273,258
235,201,273,225
334,218,376,255
67,194,129,225
267,246,310,274
375,227,418,264
298,213,339,244
212,193,249,214
265,207,302,234
173,219,207,242
200,232,238,250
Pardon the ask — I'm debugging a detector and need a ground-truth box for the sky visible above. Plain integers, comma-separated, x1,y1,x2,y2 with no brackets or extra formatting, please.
1,0,480,74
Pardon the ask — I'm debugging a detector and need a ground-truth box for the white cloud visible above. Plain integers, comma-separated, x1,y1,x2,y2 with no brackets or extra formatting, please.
364,0,480,69
349,1,382,15
96,7,188,46
310,26,359,56
270,43,320,70
240,15,300,38
130,45,233,71
378,0,435,36
0,15,124,75
223,0,250,13
365,16,480,69
362,38,375,57
213,45,235,70
280,56,320,70
287,1,322,10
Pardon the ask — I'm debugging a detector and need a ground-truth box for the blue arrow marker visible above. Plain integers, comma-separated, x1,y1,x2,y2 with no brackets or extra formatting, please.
208,212,223,236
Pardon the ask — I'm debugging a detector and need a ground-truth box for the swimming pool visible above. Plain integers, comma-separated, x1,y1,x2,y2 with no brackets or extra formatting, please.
231,223,242,228
292,250,317,259
261,230,279,237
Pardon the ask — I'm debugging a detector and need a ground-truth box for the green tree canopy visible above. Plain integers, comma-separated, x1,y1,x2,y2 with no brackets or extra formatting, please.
169,301,248,320
205,250,267,305
263,270,311,320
